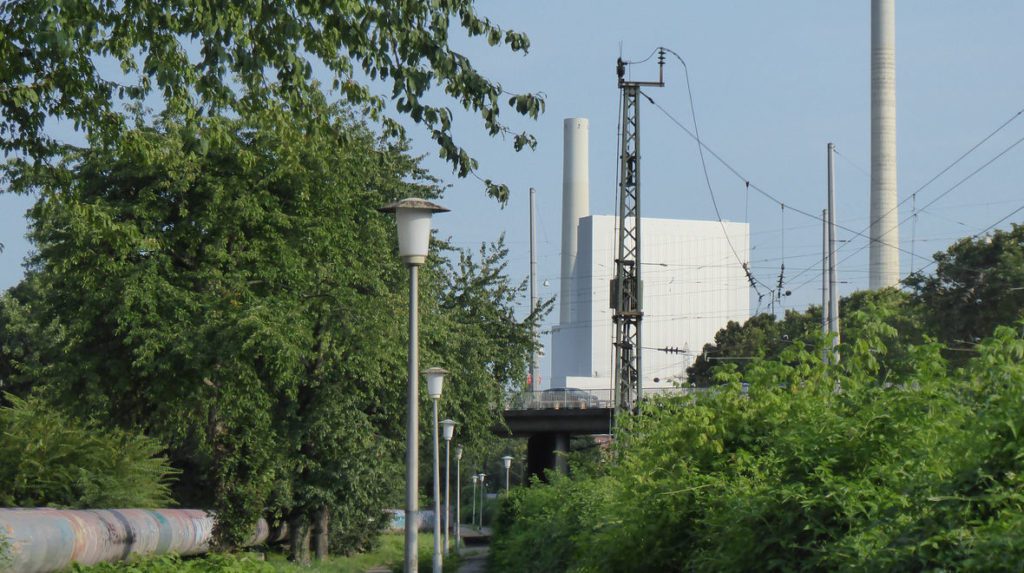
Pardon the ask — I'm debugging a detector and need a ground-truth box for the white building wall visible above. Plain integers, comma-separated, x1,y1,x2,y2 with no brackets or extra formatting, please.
551,215,749,392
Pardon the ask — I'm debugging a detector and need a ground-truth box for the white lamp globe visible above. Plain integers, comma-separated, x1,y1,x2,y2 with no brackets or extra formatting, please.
378,198,449,265
502,455,513,470
472,474,478,484
423,367,447,400
441,419,456,441
456,445,463,460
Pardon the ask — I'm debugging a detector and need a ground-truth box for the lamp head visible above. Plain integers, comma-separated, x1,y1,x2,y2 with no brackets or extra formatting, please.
502,455,513,469
455,445,463,460
423,367,447,399
440,419,456,441
378,198,449,266
472,474,478,484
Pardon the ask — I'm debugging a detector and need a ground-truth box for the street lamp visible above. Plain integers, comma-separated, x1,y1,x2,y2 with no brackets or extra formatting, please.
379,198,448,573
440,419,456,556
424,367,447,573
478,473,487,528
454,445,463,550
470,474,478,532
502,455,514,493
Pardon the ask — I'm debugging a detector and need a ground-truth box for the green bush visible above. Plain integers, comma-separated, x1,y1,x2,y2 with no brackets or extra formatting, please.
492,322,1024,572
0,393,178,508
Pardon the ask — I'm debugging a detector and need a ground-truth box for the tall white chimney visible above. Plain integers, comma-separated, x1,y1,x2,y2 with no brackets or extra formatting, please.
870,0,900,289
560,118,590,324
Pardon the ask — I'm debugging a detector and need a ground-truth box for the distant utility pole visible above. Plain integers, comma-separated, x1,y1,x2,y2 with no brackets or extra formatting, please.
822,208,829,365
612,49,665,415
529,187,538,390
827,143,841,364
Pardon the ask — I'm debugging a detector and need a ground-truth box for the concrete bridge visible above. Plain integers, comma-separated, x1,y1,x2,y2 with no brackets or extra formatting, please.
498,388,703,479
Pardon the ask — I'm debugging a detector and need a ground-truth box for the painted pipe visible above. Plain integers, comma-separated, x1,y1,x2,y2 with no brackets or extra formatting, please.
0,508,284,573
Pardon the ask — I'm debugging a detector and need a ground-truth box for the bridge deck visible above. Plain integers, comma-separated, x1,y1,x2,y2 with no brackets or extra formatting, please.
500,407,613,437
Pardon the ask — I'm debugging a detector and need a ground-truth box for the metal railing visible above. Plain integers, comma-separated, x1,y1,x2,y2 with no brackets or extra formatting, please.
506,386,710,411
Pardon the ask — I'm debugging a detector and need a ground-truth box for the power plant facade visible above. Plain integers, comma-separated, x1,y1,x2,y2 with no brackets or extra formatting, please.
548,118,750,392
550,215,750,391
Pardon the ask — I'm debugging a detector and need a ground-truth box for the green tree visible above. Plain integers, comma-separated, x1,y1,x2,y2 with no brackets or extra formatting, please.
1,102,541,555
410,236,549,532
687,309,820,387
0,0,543,200
688,289,923,387
3,105,420,549
906,223,1024,355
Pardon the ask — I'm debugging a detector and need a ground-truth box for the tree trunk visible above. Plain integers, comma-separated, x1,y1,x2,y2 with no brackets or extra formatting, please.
288,513,311,565
313,506,330,561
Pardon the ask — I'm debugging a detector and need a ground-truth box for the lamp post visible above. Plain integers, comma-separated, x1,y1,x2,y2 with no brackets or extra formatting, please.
455,445,463,550
424,368,447,573
470,474,478,532
440,419,456,556
502,455,513,494
379,198,448,573
478,473,487,528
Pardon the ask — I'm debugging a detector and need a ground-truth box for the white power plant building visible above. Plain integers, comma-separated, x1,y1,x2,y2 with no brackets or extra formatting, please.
549,118,750,393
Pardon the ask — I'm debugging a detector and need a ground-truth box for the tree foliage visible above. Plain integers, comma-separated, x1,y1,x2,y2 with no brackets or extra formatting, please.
0,393,177,508
493,322,1024,572
0,102,539,550
5,105,414,544
907,223,1024,354
691,225,1024,386
0,0,543,200
687,289,922,387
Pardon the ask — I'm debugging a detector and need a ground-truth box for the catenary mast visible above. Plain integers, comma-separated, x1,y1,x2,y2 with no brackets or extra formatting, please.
612,50,664,414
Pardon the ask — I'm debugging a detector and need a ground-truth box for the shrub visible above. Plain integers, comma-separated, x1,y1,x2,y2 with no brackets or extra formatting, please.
0,393,178,508
491,322,1024,572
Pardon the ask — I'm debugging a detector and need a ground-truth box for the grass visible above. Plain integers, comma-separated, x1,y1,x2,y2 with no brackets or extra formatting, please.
262,532,462,573
72,533,465,572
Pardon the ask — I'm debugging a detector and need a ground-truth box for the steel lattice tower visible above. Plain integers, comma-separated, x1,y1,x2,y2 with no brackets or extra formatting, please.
613,51,663,414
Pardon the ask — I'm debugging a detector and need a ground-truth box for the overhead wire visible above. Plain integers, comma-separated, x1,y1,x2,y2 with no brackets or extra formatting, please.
643,96,920,265
907,202,1024,277
622,47,662,66
612,47,1024,327
787,130,1024,295
644,80,1024,287
785,106,1024,291
642,46,771,303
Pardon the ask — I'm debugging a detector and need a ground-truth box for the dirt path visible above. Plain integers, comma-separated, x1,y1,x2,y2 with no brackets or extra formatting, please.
456,546,489,573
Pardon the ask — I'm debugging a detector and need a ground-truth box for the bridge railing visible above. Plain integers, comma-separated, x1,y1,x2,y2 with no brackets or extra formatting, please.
506,386,711,411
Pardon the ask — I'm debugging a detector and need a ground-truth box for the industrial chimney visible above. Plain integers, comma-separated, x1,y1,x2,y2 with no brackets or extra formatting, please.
870,0,900,289
560,118,590,324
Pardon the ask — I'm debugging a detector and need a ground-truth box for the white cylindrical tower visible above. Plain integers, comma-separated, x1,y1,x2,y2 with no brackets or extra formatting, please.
870,0,899,289
560,118,590,323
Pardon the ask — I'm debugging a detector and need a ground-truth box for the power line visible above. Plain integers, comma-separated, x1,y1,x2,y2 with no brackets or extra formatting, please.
645,47,770,301
907,202,1024,277
643,93,923,259
785,106,1024,290
788,132,1024,295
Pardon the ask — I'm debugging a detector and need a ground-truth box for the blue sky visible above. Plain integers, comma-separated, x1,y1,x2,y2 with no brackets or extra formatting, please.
2,2,1023,383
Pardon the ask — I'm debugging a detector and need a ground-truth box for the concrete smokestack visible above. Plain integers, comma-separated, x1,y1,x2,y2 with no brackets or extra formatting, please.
870,0,900,289
560,118,590,324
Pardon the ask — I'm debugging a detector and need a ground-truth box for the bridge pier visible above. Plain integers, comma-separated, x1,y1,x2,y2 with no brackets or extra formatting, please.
500,406,613,483
526,432,571,481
